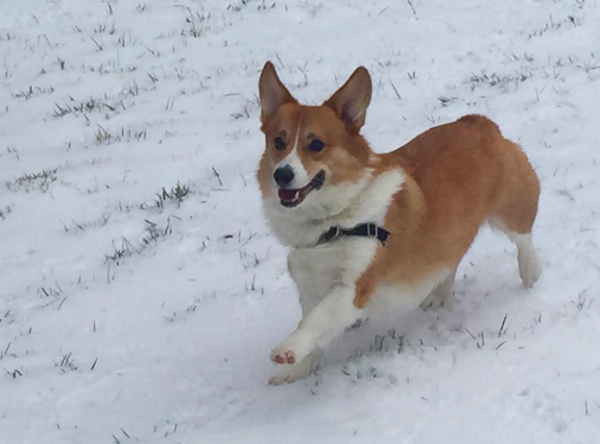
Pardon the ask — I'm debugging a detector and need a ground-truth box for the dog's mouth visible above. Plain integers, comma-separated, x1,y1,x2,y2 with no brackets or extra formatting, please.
278,170,326,208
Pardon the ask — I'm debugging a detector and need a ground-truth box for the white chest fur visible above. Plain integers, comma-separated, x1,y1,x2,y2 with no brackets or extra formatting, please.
263,168,405,248
276,168,406,314
288,237,378,314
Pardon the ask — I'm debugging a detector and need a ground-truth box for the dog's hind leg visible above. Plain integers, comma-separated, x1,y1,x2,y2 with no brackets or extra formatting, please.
507,231,542,288
488,141,542,288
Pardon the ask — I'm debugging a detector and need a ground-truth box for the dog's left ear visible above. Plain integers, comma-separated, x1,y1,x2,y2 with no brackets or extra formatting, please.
258,61,297,123
324,67,372,133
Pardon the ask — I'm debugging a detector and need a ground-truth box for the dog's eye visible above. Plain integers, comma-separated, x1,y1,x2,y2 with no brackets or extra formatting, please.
273,137,286,150
309,139,324,152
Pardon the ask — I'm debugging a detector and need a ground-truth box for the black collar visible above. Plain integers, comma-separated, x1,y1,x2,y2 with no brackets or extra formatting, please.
317,223,390,246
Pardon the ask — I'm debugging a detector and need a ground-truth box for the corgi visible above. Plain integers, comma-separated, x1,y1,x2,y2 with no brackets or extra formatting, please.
256,61,542,385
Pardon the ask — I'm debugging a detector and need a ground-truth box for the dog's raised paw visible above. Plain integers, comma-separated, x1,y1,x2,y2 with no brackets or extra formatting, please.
271,349,296,365
268,374,291,385
268,365,307,385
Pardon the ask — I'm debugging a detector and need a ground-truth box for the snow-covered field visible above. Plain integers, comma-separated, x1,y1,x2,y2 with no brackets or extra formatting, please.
1,0,599,442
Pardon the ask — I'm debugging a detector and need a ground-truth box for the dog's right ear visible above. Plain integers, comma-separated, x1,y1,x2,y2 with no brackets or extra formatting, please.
258,62,297,123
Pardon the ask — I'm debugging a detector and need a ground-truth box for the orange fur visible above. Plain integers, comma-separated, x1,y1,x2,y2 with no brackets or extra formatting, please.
354,115,540,307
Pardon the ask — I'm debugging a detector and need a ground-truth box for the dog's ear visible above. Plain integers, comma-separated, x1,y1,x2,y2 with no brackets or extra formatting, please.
324,67,372,133
258,62,297,123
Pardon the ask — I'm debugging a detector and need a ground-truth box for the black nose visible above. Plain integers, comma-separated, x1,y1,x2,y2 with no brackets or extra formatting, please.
273,165,294,188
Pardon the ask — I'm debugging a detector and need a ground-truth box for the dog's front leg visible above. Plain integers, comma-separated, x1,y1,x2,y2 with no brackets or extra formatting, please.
268,349,321,385
271,286,365,366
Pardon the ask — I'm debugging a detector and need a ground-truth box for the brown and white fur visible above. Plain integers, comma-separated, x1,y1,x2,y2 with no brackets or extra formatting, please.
256,62,542,385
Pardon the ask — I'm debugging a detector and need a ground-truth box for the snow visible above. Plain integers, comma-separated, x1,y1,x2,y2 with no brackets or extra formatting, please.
1,0,599,442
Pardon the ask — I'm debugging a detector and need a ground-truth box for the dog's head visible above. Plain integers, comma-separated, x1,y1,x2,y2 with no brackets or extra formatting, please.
256,62,374,218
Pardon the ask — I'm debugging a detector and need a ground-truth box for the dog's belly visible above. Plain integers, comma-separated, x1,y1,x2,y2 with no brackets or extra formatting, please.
290,242,451,316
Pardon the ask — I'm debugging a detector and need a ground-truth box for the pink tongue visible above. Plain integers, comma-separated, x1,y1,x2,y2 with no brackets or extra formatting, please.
278,189,298,201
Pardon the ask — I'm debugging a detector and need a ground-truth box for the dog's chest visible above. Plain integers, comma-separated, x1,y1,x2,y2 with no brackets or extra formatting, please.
288,238,378,307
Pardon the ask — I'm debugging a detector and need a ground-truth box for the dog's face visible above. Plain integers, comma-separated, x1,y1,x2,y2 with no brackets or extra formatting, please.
257,62,373,215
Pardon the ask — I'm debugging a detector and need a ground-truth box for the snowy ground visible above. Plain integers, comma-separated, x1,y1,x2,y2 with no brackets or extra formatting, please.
1,0,599,443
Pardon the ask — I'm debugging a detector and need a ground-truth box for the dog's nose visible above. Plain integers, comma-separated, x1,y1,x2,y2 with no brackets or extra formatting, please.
273,165,294,188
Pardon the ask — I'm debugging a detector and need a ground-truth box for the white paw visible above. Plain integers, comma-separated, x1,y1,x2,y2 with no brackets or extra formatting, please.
270,332,313,366
420,272,455,310
420,292,446,310
420,286,452,310
268,370,296,386
270,347,297,365
519,251,542,288
268,357,316,385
